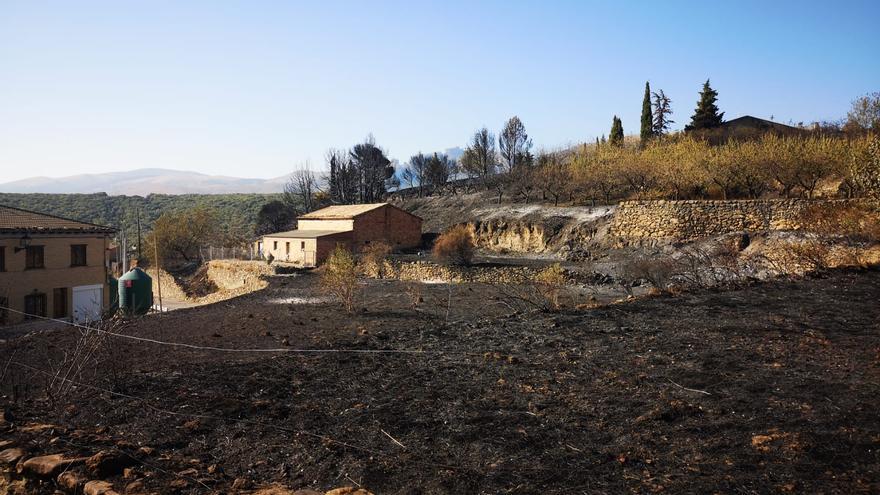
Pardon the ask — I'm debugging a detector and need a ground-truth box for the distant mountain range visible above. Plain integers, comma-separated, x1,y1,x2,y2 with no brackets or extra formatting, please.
0,168,289,195
2,147,467,195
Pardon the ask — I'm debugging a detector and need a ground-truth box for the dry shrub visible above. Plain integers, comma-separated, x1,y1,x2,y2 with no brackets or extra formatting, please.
621,255,677,292
404,281,423,311
534,263,566,309
675,241,746,288
360,241,392,278
795,203,880,269
799,203,880,243
787,239,831,272
433,225,475,266
320,245,359,312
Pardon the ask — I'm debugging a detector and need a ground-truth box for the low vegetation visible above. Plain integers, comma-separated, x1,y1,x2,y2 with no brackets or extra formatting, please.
432,225,476,266
320,245,359,312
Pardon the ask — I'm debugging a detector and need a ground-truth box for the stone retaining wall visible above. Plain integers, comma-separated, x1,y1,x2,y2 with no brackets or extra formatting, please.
609,199,870,242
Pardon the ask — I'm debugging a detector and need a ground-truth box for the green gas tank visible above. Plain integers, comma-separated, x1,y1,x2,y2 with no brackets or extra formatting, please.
118,267,153,316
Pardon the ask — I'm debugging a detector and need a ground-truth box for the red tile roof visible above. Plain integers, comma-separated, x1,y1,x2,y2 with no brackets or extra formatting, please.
0,205,116,234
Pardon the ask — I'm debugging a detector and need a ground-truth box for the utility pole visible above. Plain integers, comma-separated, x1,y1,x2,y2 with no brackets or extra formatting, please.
135,208,143,262
153,235,163,312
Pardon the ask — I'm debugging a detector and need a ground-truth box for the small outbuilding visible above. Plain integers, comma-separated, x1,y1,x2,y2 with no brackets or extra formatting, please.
258,203,422,266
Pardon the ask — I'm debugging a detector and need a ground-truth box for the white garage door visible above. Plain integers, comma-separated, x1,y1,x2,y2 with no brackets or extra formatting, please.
72,284,103,324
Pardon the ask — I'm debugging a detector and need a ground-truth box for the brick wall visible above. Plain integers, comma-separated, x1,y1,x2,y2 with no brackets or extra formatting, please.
0,234,110,325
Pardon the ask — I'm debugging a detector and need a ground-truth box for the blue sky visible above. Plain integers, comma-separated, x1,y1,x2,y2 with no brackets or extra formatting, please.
1,0,878,182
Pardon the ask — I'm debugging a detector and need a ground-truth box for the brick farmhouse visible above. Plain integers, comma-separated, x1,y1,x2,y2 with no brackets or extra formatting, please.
0,205,115,325
258,203,422,266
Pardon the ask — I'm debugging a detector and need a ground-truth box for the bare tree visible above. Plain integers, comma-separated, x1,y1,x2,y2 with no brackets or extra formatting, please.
499,116,533,173
400,167,417,191
406,153,430,197
326,148,358,204
284,166,318,214
461,127,497,189
426,153,456,194
537,152,571,206
350,134,394,203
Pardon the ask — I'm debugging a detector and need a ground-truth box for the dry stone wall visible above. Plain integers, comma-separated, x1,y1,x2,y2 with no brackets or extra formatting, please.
609,199,870,242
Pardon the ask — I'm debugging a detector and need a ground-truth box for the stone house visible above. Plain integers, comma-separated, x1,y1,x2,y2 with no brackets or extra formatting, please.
258,203,422,266
0,205,116,325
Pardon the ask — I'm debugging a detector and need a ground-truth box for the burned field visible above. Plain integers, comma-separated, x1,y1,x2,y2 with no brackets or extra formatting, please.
2,270,880,494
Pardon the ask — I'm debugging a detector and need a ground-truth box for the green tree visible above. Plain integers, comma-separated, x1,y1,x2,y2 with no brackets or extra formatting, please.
640,81,654,146
609,116,624,147
686,79,724,131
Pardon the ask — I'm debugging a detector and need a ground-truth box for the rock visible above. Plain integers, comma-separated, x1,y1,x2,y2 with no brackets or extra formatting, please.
250,485,300,495
0,447,26,465
169,478,188,489
135,447,154,457
181,420,201,432
325,488,374,495
18,454,88,478
231,478,253,490
57,471,85,492
86,451,135,477
83,480,119,495
20,423,58,433
124,480,144,493
0,440,15,449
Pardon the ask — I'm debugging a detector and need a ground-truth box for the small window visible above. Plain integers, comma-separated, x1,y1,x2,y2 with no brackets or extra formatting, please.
0,246,5,271
273,241,278,250
71,244,87,266
24,293,47,318
285,242,290,254
53,288,68,318
25,246,44,269
300,241,305,250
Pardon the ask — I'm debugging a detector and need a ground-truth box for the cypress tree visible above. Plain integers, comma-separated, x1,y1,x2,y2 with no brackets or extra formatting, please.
609,116,624,147
640,81,654,145
686,79,724,131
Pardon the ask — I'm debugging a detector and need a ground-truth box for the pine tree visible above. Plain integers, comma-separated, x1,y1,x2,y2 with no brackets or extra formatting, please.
686,79,724,131
640,81,654,145
609,116,624,147
651,89,674,137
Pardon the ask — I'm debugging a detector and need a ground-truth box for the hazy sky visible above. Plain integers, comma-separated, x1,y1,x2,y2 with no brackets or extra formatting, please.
1,0,878,182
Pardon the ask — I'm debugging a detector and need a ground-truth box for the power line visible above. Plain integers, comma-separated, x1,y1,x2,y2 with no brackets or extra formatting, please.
0,305,445,356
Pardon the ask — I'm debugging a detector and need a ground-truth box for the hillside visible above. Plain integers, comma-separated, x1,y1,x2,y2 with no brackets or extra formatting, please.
0,192,280,240
0,168,288,195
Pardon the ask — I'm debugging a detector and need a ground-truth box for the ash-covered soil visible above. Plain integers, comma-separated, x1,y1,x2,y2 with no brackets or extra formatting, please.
2,270,879,494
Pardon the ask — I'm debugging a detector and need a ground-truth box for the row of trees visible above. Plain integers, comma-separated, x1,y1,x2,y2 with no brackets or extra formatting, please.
254,87,880,235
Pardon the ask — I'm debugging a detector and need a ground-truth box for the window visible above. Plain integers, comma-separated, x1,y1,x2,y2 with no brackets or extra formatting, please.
300,241,305,250
24,293,46,319
0,246,5,271
285,242,290,254
70,244,87,266
0,297,7,325
25,246,44,269
53,288,68,318
273,241,278,250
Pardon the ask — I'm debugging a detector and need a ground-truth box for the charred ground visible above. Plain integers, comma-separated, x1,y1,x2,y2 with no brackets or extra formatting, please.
1,270,880,494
